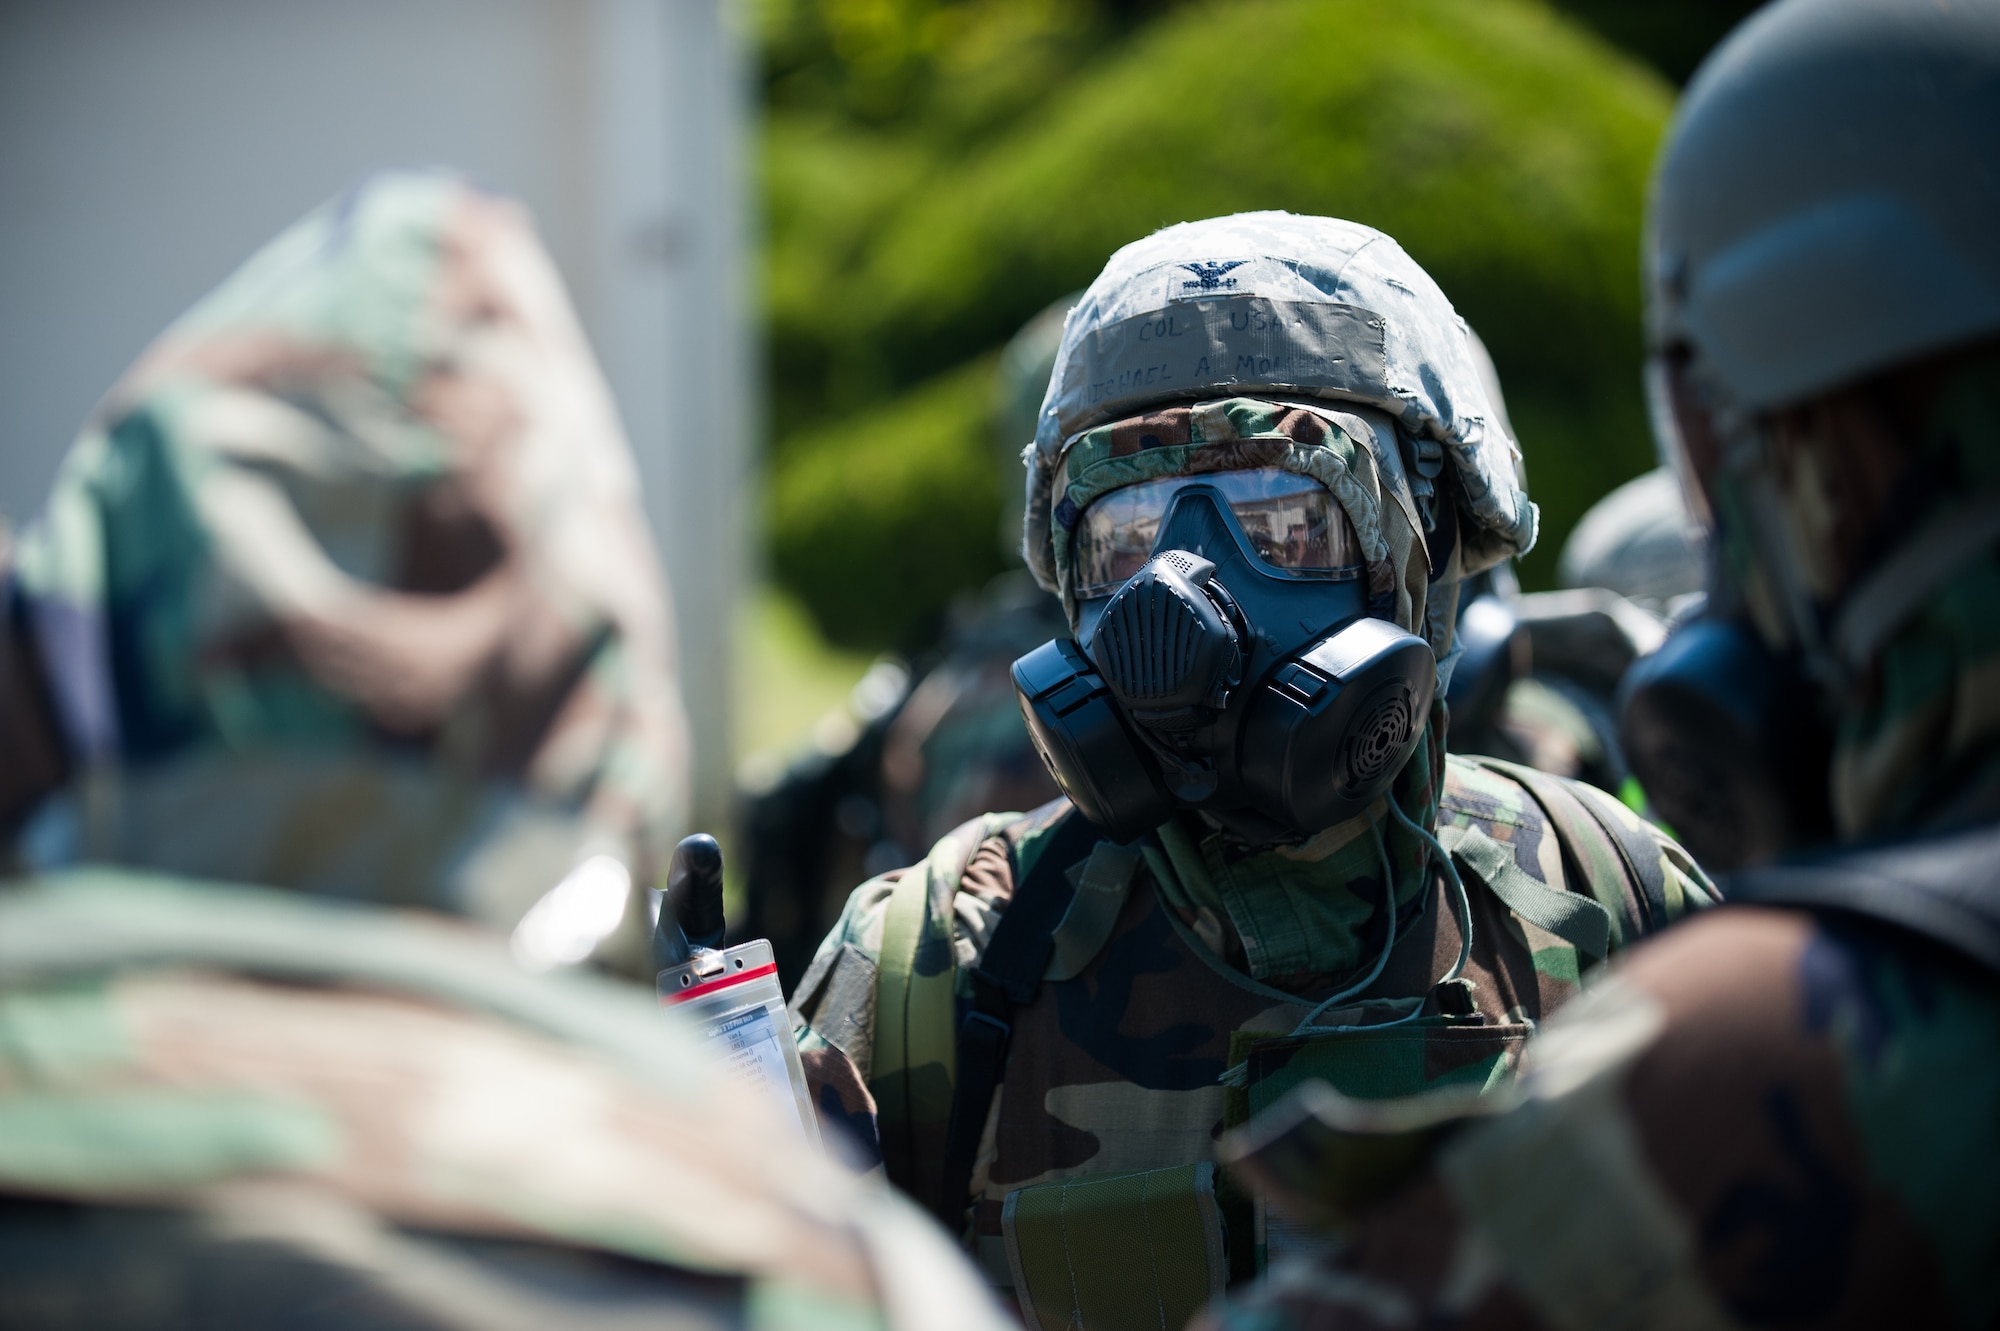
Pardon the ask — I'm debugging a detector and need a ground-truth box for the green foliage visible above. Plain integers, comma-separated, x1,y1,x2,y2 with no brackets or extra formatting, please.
760,0,1170,446
735,585,876,764
757,0,1173,130
763,0,1679,649
769,355,1009,651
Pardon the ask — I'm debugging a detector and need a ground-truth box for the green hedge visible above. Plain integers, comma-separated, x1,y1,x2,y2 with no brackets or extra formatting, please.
769,356,1010,651
766,0,1676,648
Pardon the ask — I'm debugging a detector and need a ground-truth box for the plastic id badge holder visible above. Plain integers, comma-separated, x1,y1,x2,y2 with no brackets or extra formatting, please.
660,940,823,1150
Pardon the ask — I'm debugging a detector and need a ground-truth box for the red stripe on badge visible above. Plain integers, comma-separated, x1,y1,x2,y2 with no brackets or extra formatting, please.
661,960,778,1005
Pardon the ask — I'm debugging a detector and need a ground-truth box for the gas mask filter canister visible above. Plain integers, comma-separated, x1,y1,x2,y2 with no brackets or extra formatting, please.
1012,472,1435,843
1618,616,1831,870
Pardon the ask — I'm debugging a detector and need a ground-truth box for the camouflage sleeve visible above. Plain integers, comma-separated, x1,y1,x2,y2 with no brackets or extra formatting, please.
790,873,899,1165
1205,906,2000,1329
790,851,1004,1041
790,832,1024,1032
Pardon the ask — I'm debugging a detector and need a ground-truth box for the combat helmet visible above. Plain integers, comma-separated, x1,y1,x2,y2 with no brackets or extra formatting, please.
1023,211,1537,631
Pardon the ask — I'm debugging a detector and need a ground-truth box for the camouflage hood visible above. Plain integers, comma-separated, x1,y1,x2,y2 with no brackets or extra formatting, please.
1023,211,1538,630
8,173,688,933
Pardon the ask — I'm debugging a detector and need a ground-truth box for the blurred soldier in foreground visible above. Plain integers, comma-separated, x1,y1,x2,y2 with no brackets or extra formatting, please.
0,177,1005,1329
1,173,688,970
789,212,1711,1328
1209,1,2000,1325
0,872,1005,1330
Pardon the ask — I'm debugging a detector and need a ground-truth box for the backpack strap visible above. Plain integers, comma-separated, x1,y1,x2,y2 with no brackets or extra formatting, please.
934,809,1103,1231
1460,756,1671,947
874,812,1019,1211
1046,841,1144,982
1440,818,1613,962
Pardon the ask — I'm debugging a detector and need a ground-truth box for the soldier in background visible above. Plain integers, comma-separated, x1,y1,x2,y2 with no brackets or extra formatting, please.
1441,318,1704,797
1557,466,1705,622
871,295,1077,863
1208,1,2000,1324
1446,327,1703,800
736,298,1071,987
1447,468,1703,799
789,211,1711,1327
2,173,688,971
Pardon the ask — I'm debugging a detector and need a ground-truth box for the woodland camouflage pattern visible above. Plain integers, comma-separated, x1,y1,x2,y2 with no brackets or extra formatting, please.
0,869,1007,1331
790,736,1708,1266
5,173,688,931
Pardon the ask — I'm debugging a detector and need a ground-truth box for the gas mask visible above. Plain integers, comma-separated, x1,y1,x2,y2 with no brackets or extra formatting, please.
1618,614,1833,871
1012,468,1435,844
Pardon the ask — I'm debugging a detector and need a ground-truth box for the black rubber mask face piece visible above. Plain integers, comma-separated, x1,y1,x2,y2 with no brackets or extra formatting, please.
1012,484,1436,843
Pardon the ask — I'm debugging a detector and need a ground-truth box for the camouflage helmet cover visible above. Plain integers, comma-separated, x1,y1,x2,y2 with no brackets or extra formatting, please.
1023,212,1537,600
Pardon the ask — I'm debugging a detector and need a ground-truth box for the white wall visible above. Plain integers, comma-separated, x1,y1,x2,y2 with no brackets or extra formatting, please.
0,0,750,825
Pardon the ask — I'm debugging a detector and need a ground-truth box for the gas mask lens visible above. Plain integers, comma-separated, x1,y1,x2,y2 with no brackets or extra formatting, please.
1072,469,1361,597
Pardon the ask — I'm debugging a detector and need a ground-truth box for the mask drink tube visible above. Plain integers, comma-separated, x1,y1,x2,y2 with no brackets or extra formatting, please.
1013,483,1435,843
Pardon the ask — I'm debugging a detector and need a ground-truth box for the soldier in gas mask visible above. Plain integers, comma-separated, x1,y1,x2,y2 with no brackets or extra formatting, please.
1204,2,2000,1326
789,211,1711,1325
